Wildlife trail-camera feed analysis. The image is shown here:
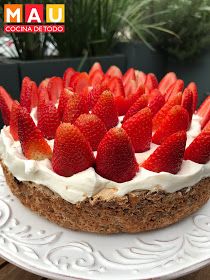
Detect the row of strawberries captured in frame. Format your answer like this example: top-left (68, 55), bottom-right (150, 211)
top-left (0, 63), bottom-right (210, 183)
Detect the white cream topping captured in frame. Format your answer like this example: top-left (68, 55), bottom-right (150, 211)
top-left (0, 114), bottom-right (209, 204)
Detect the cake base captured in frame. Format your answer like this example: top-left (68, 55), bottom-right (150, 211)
top-left (1, 160), bottom-right (210, 234)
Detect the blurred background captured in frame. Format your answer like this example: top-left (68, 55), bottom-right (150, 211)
top-left (0, 0), bottom-right (210, 126)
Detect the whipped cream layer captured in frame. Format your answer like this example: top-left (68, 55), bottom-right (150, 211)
top-left (0, 114), bottom-right (210, 204)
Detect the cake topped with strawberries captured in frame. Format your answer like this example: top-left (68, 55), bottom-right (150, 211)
top-left (0, 62), bottom-right (209, 233)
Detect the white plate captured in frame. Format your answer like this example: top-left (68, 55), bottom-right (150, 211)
top-left (0, 167), bottom-right (210, 280)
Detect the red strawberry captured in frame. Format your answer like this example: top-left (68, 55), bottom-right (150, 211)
top-left (57, 88), bottom-right (74, 119)
top-left (152, 92), bottom-right (182, 131)
top-left (125, 83), bottom-right (145, 110)
top-left (37, 101), bottom-right (60, 140)
top-left (181, 88), bottom-right (193, 124)
top-left (122, 107), bottom-right (152, 152)
top-left (63, 67), bottom-right (76, 88)
top-left (75, 113), bottom-right (107, 150)
top-left (123, 94), bottom-right (148, 122)
top-left (144, 73), bottom-right (158, 94)
top-left (108, 77), bottom-right (125, 97)
top-left (197, 96), bottom-right (210, 129)
top-left (38, 78), bottom-right (49, 96)
top-left (0, 86), bottom-right (13, 125)
top-left (47, 77), bottom-right (63, 104)
top-left (96, 127), bottom-right (138, 182)
top-left (89, 62), bottom-right (103, 77)
top-left (92, 90), bottom-right (118, 129)
top-left (74, 72), bottom-right (89, 94)
top-left (106, 65), bottom-right (122, 79)
top-left (135, 70), bottom-right (146, 86)
top-left (63, 93), bottom-right (87, 123)
top-left (158, 72), bottom-right (177, 94)
top-left (20, 77), bottom-right (38, 112)
top-left (39, 86), bottom-right (50, 104)
top-left (203, 119), bottom-right (210, 132)
top-left (148, 89), bottom-right (165, 117)
top-left (164, 79), bottom-right (184, 101)
top-left (184, 131), bottom-right (210, 164)
top-left (52, 123), bottom-right (94, 177)
top-left (123, 68), bottom-right (136, 86)
top-left (69, 72), bottom-right (80, 89)
top-left (124, 79), bottom-right (137, 97)
top-left (88, 85), bottom-right (106, 110)
top-left (10, 101), bottom-right (21, 141)
top-left (187, 82), bottom-right (198, 112)
top-left (89, 69), bottom-right (104, 87)
top-left (18, 107), bottom-right (52, 160)
top-left (152, 105), bottom-right (189, 144)
top-left (142, 131), bottom-right (187, 174)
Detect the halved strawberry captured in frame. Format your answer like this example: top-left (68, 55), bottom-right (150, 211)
top-left (164, 79), bottom-right (184, 101)
top-left (47, 77), bottom-right (64, 104)
top-left (89, 69), bottom-right (104, 87)
top-left (184, 131), bottom-right (210, 164)
top-left (152, 105), bottom-right (189, 144)
top-left (69, 72), bottom-right (80, 89)
top-left (38, 78), bottom-right (49, 96)
top-left (38, 86), bottom-right (50, 104)
top-left (125, 83), bottom-right (145, 110)
top-left (20, 77), bottom-right (38, 112)
top-left (92, 90), bottom-right (118, 129)
top-left (96, 127), bottom-right (138, 182)
top-left (142, 131), bottom-right (187, 174)
top-left (144, 73), bottom-right (158, 94)
top-left (0, 86), bottom-right (13, 125)
top-left (124, 79), bottom-right (137, 97)
top-left (148, 89), bottom-right (165, 117)
top-left (108, 77), bottom-right (126, 116)
top-left (75, 113), bottom-right (107, 151)
top-left (187, 82), bottom-right (198, 112)
top-left (88, 85), bottom-right (106, 110)
top-left (123, 68), bottom-right (136, 86)
top-left (63, 93), bottom-right (87, 123)
top-left (197, 96), bottom-right (210, 129)
top-left (63, 67), bottom-right (76, 88)
top-left (106, 65), bottom-right (122, 79)
top-left (152, 92), bottom-right (182, 131)
top-left (122, 107), bottom-right (152, 152)
top-left (37, 101), bottom-right (60, 140)
top-left (57, 88), bottom-right (74, 119)
top-left (18, 107), bottom-right (52, 160)
top-left (123, 94), bottom-right (148, 122)
top-left (158, 72), bottom-right (177, 95)
top-left (135, 70), bottom-right (146, 86)
top-left (181, 88), bottom-right (193, 125)
top-left (52, 123), bottom-right (94, 177)
top-left (74, 72), bottom-right (90, 95)
top-left (89, 62), bottom-right (103, 77)
top-left (10, 101), bottom-right (21, 141)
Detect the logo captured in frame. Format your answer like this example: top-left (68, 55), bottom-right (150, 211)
top-left (4, 4), bottom-right (65, 33)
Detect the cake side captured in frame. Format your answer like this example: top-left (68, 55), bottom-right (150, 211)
top-left (2, 160), bottom-right (210, 234)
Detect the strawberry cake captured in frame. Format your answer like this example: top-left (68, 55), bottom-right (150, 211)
top-left (0, 63), bottom-right (210, 233)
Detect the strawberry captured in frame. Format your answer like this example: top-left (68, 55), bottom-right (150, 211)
top-left (37, 101), bottom-right (60, 140)
top-left (142, 131), bottom-right (187, 174)
top-left (69, 72), bottom-right (80, 89)
top-left (75, 113), bottom-right (107, 150)
top-left (10, 101), bottom-right (21, 141)
top-left (164, 79), bottom-right (184, 101)
top-left (92, 90), bottom-right (118, 129)
top-left (197, 96), bottom-right (210, 129)
top-left (20, 77), bottom-right (38, 112)
top-left (181, 88), bottom-right (193, 124)
top-left (88, 85), bottom-right (106, 110)
top-left (38, 86), bottom-right (50, 104)
top-left (158, 72), bottom-right (177, 95)
top-left (122, 107), bottom-right (152, 152)
top-left (38, 78), bottom-right (49, 96)
top-left (74, 72), bottom-right (89, 95)
top-left (187, 82), bottom-right (198, 112)
top-left (18, 107), bottom-right (52, 160)
top-left (89, 69), bottom-right (104, 87)
top-left (63, 93), bottom-right (87, 123)
top-left (123, 68), bottom-right (136, 86)
top-left (124, 79), bottom-right (137, 97)
top-left (108, 77), bottom-right (125, 97)
top-left (125, 83), bottom-right (145, 110)
top-left (89, 62), bottom-right (103, 77)
top-left (47, 77), bottom-right (63, 104)
top-left (144, 73), bottom-right (158, 94)
top-left (63, 67), bottom-right (76, 88)
top-left (52, 123), bottom-right (94, 177)
top-left (0, 86), bottom-right (13, 125)
top-left (96, 127), bottom-right (138, 182)
top-left (135, 70), bottom-right (146, 86)
top-left (148, 89), bottom-right (165, 117)
top-left (106, 65), bottom-right (122, 79)
top-left (152, 92), bottom-right (182, 131)
top-left (184, 131), bottom-right (210, 164)
top-left (57, 88), bottom-right (74, 119)
top-left (203, 119), bottom-right (210, 132)
top-left (123, 94), bottom-right (148, 122)
top-left (152, 105), bottom-right (189, 144)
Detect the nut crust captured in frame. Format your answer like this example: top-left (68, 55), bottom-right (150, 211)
top-left (1, 160), bottom-right (210, 234)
